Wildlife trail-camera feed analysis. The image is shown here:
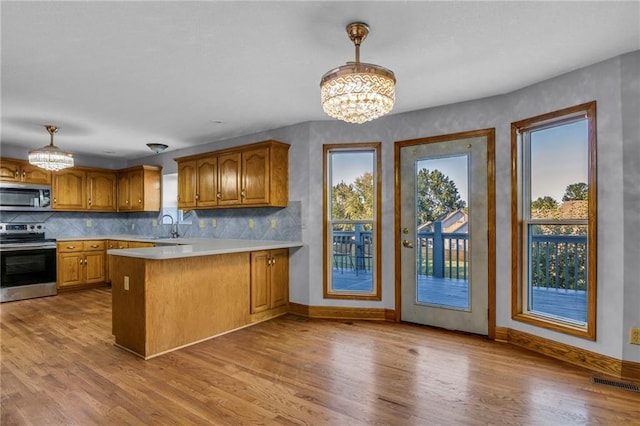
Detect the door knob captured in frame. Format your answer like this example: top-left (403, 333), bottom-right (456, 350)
top-left (402, 239), bottom-right (414, 248)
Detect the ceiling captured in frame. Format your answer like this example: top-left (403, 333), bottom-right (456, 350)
top-left (2, 1), bottom-right (639, 161)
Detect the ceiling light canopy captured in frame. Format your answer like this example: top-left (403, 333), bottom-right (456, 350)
top-left (28, 125), bottom-right (74, 171)
top-left (146, 143), bottom-right (168, 154)
top-left (320, 22), bottom-right (396, 124)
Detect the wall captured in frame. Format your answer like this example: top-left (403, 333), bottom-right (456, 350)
top-left (621, 51), bottom-right (640, 363)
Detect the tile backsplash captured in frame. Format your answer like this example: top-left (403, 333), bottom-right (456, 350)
top-left (0, 201), bottom-right (301, 241)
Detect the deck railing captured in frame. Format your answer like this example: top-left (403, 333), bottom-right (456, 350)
top-left (333, 222), bottom-right (588, 290)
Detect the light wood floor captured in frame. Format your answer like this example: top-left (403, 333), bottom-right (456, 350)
top-left (1, 288), bottom-right (638, 425)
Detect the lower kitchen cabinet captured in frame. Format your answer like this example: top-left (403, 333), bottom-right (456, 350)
top-left (57, 240), bottom-right (106, 290)
top-left (250, 248), bottom-right (289, 314)
top-left (106, 240), bottom-right (155, 282)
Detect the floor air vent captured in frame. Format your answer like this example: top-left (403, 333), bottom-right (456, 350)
top-left (591, 377), bottom-right (640, 392)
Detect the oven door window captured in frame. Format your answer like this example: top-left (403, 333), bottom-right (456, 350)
top-left (1, 249), bottom-right (56, 287)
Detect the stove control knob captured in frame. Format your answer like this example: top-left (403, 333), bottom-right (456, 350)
top-left (36, 225), bottom-right (43, 229)
top-left (29, 225), bottom-right (35, 230)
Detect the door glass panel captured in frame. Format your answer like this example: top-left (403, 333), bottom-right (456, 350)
top-left (415, 155), bottom-right (470, 310)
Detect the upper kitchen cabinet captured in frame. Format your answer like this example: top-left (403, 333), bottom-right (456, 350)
top-left (177, 156), bottom-right (220, 209)
top-left (52, 167), bottom-right (117, 211)
top-left (117, 165), bottom-right (161, 212)
top-left (0, 158), bottom-right (51, 185)
top-left (175, 140), bottom-right (289, 209)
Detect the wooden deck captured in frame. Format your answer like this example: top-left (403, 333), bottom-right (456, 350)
top-left (332, 269), bottom-right (587, 322)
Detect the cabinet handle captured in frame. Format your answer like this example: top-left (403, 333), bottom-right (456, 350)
top-left (267, 258), bottom-right (272, 266)
top-left (216, 193), bottom-right (221, 199)
top-left (53, 198), bottom-right (57, 204)
top-left (88, 198), bottom-right (92, 206)
top-left (271, 257), bottom-right (276, 265)
top-left (90, 244), bottom-right (99, 248)
top-left (67, 245), bottom-right (75, 249)
top-left (241, 190), bottom-right (246, 198)
top-left (14, 171), bottom-right (19, 178)
top-left (195, 194), bottom-right (199, 200)
top-left (138, 199), bottom-right (142, 204)
top-left (22, 171), bottom-right (26, 179)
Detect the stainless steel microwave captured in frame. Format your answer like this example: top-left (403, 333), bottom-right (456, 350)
top-left (0, 183), bottom-right (52, 211)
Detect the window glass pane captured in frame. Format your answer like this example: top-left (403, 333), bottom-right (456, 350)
top-left (528, 224), bottom-right (588, 324)
top-left (415, 155), bottom-right (469, 310)
top-left (530, 120), bottom-right (588, 219)
top-left (330, 152), bottom-right (374, 220)
top-left (331, 223), bottom-right (374, 293)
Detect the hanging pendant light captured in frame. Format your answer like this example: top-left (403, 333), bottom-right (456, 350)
top-left (320, 22), bottom-right (396, 124)
top-left (28, 125), bottom-right (74, 171)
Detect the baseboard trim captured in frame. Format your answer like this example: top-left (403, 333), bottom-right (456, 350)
top-left (289, 303), bottom-right (392, 321)
top-left (622, 360), bottom-right (640, 381)
top-left (503, 328), bottom-right (640, 381)
top-left (494, 326), bottom-right (509, 342)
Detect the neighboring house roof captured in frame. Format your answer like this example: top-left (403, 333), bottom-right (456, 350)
top-left (417, 209), bottom-right (468, 233)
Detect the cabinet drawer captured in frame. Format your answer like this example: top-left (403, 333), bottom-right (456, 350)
top-left (83, 241), bottom-right (106, 251)
top-left (57, 242), bottom-right (83, 253)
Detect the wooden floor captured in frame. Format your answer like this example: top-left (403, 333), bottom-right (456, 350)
top-left (1, 288), bottom-right (638, 425)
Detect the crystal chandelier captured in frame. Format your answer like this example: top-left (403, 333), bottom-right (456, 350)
top-left (28, 125), bottom-right (74, 171)
top-left (320, 22), bottom-right (396, 124)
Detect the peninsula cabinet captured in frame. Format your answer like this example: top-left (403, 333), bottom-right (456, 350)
top-left (52, 167), bottom-right (117, 211)
top-left (175, 140), bottom-right (289, 209)
top-left (57, 240), bottom-right (106, 290)
top-left (106, 240), bottom-right (155, 282)
top-left (0, 158), bottom-right (51, 185)
top-left (250, 248), bottom-right (289, 314)
top-left (117, 165), bottom-right (161, 212)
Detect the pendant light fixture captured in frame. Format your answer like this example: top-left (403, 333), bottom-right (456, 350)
top-left (320, 22), bottom-right (396, 124)
top-left (28, 125), bottom-right (74, 171)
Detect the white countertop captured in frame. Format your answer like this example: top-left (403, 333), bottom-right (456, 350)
top-left (105, 238), bottom-right (303, 260)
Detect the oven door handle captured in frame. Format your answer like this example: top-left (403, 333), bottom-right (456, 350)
top-left (0, 245), bottom-right (57, 252)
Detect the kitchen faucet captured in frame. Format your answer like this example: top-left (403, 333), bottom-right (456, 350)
top-left (161, 214), bottom-right (179, 239)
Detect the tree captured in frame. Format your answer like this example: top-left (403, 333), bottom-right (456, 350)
top-left (331, 172), bottom-right (374, 220)
top-left (416, 169), bottom-right (465, 225)
top-left (531, 196), bottom-right (559, 219)
top-left (562, 182), bottom-right (588, 201)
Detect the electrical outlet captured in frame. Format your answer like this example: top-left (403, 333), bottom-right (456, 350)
top-left (271, 219), bottom-right (277, 229)
top-left (86, 219), bottom-right (92, 227)
top-left (212, 219), bottom-right (217, 227)
top-left (152, 219), bottom-right (157, 227)
top-left (248, 219), bottom-right (255, 229)
top-left (124, 276), bottom-right (129, 291)
top-left (630, 328), bottom-right (640, 345)
top-left (199, 220), bottom-right (205, 228)
top-left (131, 223), bottom-right (135, 230)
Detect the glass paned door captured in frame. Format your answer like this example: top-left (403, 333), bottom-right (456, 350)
top-left (400, 134), bottom-right (491, 334)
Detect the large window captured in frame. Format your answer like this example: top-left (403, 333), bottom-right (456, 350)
top-left (511, 102), bottom-right (597, 339)
top-left (323, 143), bottom-right (381, 300)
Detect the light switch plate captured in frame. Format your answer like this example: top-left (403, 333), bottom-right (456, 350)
top-left (248, 219), bottom-right (255, 229)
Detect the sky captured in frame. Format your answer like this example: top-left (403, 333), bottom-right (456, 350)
top-left (530, 120), bottom-right (588, 202)
top-left (330, 118), bottom-right (587, 205)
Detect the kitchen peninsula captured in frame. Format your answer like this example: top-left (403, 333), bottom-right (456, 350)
top-left (108, 239), bottom-right (302, 359)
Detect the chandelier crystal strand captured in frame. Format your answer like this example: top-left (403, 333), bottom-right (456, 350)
top-left (320, 22), bottom-right (395, 124)
top-left (28, 125), bottom-right (74, 171)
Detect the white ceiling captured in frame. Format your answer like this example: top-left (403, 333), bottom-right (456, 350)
top-left (2, 1), bottom-right (639, 160)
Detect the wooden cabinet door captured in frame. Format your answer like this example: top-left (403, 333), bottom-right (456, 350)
top-left (128, 169), bottom-right (144, 211)
top-left (128, 242), bottom-right (154, 248)
top-left (217, 152), bottom-right (242, 206)
top-left (0, 159), bottom-right (22, 182)
top-left (242, 147), bottom-right (270, 205)
top-left (269, 249), bottom-right (289, 309)
top-left (87, 171), bottom-right (117, 211)
top-left (250, 251), bottom-right (270, 314)
top-left (196, 156), bottom-right (218, 207)
top-left (84, 251), bottom-right (106, 284)
top-left (52, 169), bottom-right (86, 210)
top-left (58, 252), bottom-right (84, 288)
top-left (117, 172), bottom-right (131, 210)
top-left (21, 163), bottom-right (51, 185)
top-left (177, 160), bottom-right (197, 209)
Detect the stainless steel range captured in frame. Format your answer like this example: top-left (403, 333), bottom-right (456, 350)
top-left (0, 223), bottom-right (57, 302)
